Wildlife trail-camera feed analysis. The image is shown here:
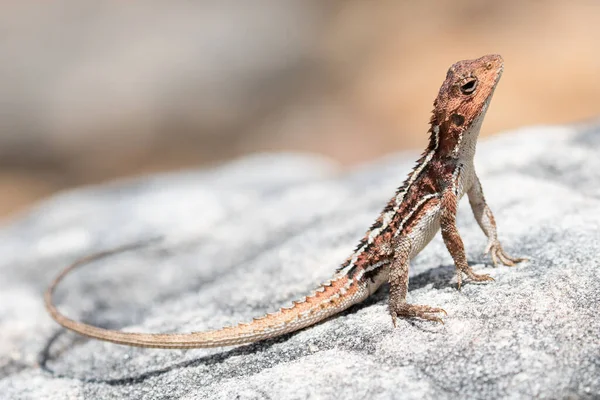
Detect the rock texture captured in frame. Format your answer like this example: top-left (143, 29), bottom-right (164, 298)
top-left (1, 125), bottom-right (599, 399)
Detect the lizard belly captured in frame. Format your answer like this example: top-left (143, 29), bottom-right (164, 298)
top-left (456, 162), bottom-right (475, 200)
top-left (408, 205), bottom-right (442, 260)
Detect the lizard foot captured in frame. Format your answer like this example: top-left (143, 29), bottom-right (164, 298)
top-left (390, 303), bottom-right (447, 327)
top-left (456, 267), bottom-right (494, 290)
top-left (485, 240), bottom-right (527, 267)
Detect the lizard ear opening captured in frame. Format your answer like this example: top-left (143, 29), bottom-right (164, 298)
top-left (460, 78), bottom-right (478, 95)
top-left (451, 113), bottom-right (465, 126)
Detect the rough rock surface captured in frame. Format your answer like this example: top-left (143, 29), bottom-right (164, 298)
top-left (1, 125), bottom-right (599, 399)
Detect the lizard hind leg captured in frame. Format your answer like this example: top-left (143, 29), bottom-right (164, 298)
top-left (388, 238), bottom-right (447, 326)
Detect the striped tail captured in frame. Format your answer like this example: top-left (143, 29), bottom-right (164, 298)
top-left (45, 241), bottom-right (371, 349)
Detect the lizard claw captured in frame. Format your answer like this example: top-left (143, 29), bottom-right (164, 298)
top-left (468, 271), bottom-right (494, 283)
top-left (389, 303), bottom-right (447, 326)
top-left (485, 240), bottom-right (527, 267)
top-left (456, 267), bottom-right (494, 288)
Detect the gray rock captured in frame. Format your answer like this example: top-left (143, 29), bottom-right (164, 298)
top-left (1, 125), bottom-right (599, 399)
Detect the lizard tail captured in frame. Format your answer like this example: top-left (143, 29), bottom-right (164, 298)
top-left (45, 240), bottom-right (371, 348)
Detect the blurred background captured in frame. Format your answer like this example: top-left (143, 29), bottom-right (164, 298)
top-left (1, 0), bottom-right (599, 219)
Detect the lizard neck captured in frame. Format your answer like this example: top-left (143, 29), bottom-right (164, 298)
top-left (454, 98), bottom-right (490, 162)
top-left (429, 95), bottom-right (491, 164)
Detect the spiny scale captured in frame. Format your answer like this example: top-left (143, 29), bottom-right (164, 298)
top-left (45, 54), bottom-right (526, 349)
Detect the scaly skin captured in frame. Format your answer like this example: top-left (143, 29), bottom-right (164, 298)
top-left (45, 54), bottom-right (526, 349)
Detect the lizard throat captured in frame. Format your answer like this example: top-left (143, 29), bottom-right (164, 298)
top-left (452, 97), bottom-right (492, 160)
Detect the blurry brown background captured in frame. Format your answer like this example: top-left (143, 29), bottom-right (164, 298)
top-left (1, 0), bottom-right (599, 220)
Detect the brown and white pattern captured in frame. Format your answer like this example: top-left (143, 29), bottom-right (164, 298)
top-left (45, 54), bottom-right (526, 348)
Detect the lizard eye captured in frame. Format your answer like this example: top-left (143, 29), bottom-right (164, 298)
top-left (460, 78), bottom-right (477, 95)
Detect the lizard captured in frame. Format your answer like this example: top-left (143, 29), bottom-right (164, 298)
top-left (45, 54), bottom-right (526, 349)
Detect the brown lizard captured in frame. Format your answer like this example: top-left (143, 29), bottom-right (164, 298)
top-left (45, 54), bottom-right (525, 349)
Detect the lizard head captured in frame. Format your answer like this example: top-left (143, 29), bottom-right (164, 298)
top-left (430, 54), bottom-right (504, 158)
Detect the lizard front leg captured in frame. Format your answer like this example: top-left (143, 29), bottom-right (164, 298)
top-left (440, 188), bottom-right (494, 289)
top-left (468, 175), bottom-right (526, 266)
top-left (388, 238), bottom-right (446, 325)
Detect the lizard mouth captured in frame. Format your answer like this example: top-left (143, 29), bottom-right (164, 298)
top-left (496, 61), bottom-right (505, 80)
